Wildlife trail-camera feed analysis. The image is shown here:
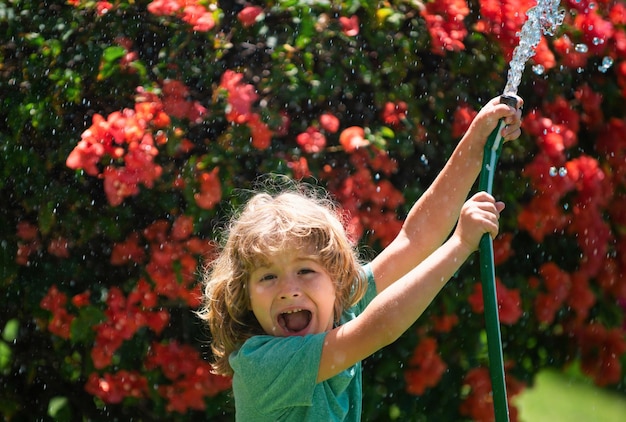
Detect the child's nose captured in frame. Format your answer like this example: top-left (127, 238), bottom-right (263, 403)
top-left (279, 277), bottom-right (301, 299)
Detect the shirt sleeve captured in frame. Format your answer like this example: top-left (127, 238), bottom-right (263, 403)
top-left (230, 333), bottom-right (327, 414)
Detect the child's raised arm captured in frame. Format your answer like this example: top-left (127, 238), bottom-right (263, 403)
top-left (370, 96), bottom-right (522, 293)
top-left (317, 192), bottom-right (504, 382)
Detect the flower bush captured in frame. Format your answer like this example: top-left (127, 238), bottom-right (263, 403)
top-left (1, 0), bottom-right (625, 420)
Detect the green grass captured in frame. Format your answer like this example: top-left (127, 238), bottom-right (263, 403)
top-left (514, 368), bottom-right (626, 422)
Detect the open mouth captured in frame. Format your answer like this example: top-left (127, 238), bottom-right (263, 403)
top-left (277, 309), bottom-right (312, 334)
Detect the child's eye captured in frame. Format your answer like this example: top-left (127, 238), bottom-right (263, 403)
top-left (259, 274), bottom-right (276, 282)
top-left (298, 268), bottom-right (315, 275)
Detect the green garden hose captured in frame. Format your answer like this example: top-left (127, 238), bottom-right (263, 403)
top-left (478, 94), bottom-right (518, 422)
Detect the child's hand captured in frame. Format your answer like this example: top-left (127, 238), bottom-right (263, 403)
top-left (453, 192), bottom-right (504, 252)
top-left (470, 95), bottom-right (524, 143)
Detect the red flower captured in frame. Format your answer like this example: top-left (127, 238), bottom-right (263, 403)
top-left (459, 366), bottom-right (524, 422)
top-left (493, 233), bottom-right (514, 266)
top-left (576, 323), bottom-right (626, 387)
top-left (238, 6), bottom-right (263, 27)
top-left (162, 79), bottom-right (207, 123)
top-left (247, 112), bottom-right (273, 150)
top-left (147, 0), bottom-right (181, 16)
top-left (194, 167), bottom-right (222, 210)
top-left (421, 0), bottom-right (470, 55)
top-left (452, 103), bottom-right (477, 138)
top-left (40, 285), bottom-right (75, 339)
top-left (219, 70), bottom-right (258, 124)
top-left (533, 37), bottom-right (557, 71)
top-left (72, 291), bottom-right (91, 308)
top-left (554, 35), bottom-right (589, 69)
top-left (110, 232), bottom-right (145, 265)
top-left (567, 271), bottom-right (596, 322)
top-left (17, 221), bottom-right (38, 241)
top-left (339, 15), bottom-right (359, 36)
top-left (381, 101), bottom-right (408, 128)
top-left (534, 262), bottom-right (571, 324)
top-left (95, 1), bottom-right (113, 16)
top-left (85, 370), bottom-right (148, 404)
top-left (404, 337), bottom-right (447, 395)
top-left (475, 0), bottom-right (535, 59)
top-left (287, 156), bottom-right (311, 179)
top-left (320, 113), bottom-right (340, 133)
top-left (182, 5), bottom-right (215, 32)
top-left (468, 278), bottom-right (523, 325)
top-left (339, 126), bottom-right (369, 152)
top-left (146, 341), bottom-right (232, 412)
top-left (432, 313), bottom-right (459, 333)
top-left (47, 237), bottom-right (70, 258)
top-left (574, 84), bottom-right (604, 129)
top-left (171, 215), bottom-right (194, 240)
top-left (296, 127), bottom-right (326, 153)
top-left (91, 283), bottom-right (170, 369)
top-left (574, 9), bottom-right (614, 56)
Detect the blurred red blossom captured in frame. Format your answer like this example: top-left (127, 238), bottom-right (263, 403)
top-left (15, 221), bottom-right (41, 266)
top-left (459, 365), bottom-right (524, 422)
top-left (85, 370), bottom-right (148, 404)
top-left (452, 103), bottom-right (478, 138)
top-left (297, 127), bottom-right (327, 153)
top-left (40, 285), bottom-right (75, 339)
top-left (554, 34), bottom-right (590, 68)
top-left (404, 337), bottom-right (447, 395)
top-left (339, 15), bottom-right (359, 36)
top-left (381, 101), bottom-right (408, 128)
top-left (238, 6), bottom-right (263, 27)
top-left (47, 237), bottom-right (70, 258)
top-left (339, 126), bottom-right (369, 152)
top-left (576, 323), bottom-right (626, 386)
top-left (162, 79), bottom-right (208, 123)
top-left (91, 280), bottom-right (169, 369)
top-left (147, 0), bottom-right (215, 32)
top-left (146, 341), bottom-right (232, 412)
top-left (432, 313), bottom-right (459, 333)
top-left (111, 232), bottom-right (146, 265)
top-left (247, 112), bottom-right (273, 150)
top-left (493, 233), bottom-right (514, 266)
top-left (195, 167), bottom-right (223, 210)
top-left (468, 278), bottom-right (523, 325)
top-left (476, 0), bottom-right (535, 59)
top-left (533, 262), bottom-right (570, 324)
top-left (421, 0), bottom-right (470, 55)
top-left (220, 70), bottom-right (258, 124)
top-left (287, 156), bottom-right (312, 179)
top-left (320, 113), bottom-right (340, 133)
top-left (575, 9), bottom-right (614, 55)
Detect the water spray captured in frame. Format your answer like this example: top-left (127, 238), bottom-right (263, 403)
top-left (478, 2), bottom-right (564, 421)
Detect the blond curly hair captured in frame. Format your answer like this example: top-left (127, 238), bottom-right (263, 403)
top-left (197, 183), bottom-right (367, 376)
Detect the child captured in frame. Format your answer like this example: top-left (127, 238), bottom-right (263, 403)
top-left (197, 95), bottom-right (523, 420)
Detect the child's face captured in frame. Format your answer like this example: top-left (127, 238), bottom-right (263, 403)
top-left (248, 248), bottom-right (337, 337)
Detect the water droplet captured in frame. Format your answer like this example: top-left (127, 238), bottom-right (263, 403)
top-left (532, 64), bottom-right (545, 75)
top-left (592, 37), bottom-right (604, 46)
top-left (598, 55), bottom-right (614, 73)
top-left (574, 43), bottom-right (588, 53)
top-left (558, 167), bottom-right (567, 177)
top-left (549, 166), bottom-right (558, 177)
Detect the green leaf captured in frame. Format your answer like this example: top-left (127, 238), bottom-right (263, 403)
top-left (48, 396), bottom-right (71, 422)
top-left (0, 341), bottom-right (12, 373)
top-left (2, 319), bottom-right (18, 342)
top-left (102, 45), bottom-right (126, 63)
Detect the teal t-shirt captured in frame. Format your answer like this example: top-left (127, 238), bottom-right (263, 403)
top-left (229, 264), bottom-right (377, 421)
